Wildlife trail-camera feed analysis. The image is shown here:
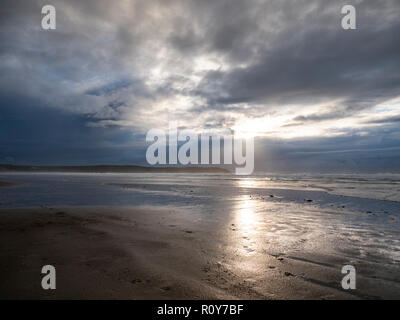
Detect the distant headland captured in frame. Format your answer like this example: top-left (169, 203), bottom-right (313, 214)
top-left (0, 164), bottom-right (230, 174)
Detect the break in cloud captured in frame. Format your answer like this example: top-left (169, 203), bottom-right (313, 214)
top-left (0, 0), bottom-right (400, 172)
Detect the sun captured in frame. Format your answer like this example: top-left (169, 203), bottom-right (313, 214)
top-left (231, 116), bottom-right (283, 139)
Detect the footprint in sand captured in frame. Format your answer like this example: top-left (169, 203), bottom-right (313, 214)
top-left (131, 279), bottom-right (142, 284)
top-left (161, 286), bottom-right (172, 291)
top-left (243, 245), bottom-right (255, 253)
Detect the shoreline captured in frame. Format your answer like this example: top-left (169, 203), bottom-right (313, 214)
top-left (0, 180), bottom-right (17, 187)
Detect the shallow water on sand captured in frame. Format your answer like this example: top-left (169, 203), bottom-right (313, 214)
top-left (1, 172), bottom-right (399, 254)
top-left (1, 172), bottom-right (399, 206)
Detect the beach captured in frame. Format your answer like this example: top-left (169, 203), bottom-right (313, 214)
top-left (0, 173), bottom-right (399, 299)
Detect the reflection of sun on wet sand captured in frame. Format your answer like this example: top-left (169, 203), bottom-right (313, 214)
top-left (0, 200), bottom-right (399, 299)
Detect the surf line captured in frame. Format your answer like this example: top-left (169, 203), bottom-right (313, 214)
top-left (157, 304), bottom-right (191, 318)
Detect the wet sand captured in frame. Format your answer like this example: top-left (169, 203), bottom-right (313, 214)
top-left (0, 205), bottom-right (399, 299)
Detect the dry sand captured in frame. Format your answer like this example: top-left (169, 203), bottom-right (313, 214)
top-left (0, 206), bottom-right (398, 300)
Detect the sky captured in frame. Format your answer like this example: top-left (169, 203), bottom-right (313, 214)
top-left (1, 0), bottom-right (400, 173)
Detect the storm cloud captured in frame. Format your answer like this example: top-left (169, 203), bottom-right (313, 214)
top-left (1, 0), bottom-right (399, 172)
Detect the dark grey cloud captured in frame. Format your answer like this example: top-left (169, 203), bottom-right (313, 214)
top-left (195, 1), bottom-right (400, 114)
top-left (288, 108), bottom-right (349, 126)
top-left (253, 125), bottom-right (400, 173)
top-left (364, 115), bottom-right (400, 124)
top-left (0, 0), bottom-right (400, 172)
top-left (0, 94), bottom-right (147, 165)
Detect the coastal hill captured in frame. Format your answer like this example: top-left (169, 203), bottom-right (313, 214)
top-left (0, 164), bottom-right (230, 174)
